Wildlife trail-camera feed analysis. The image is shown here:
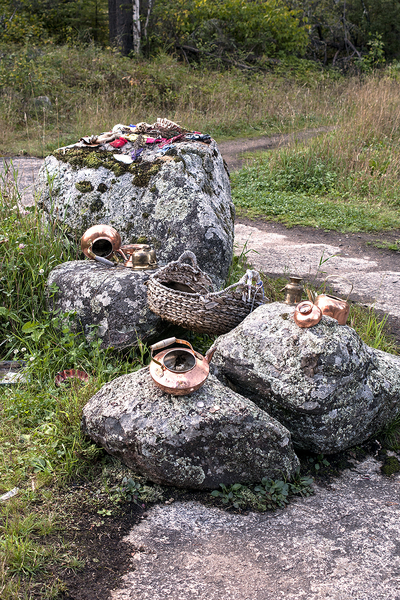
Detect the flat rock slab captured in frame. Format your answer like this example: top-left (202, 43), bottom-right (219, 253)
top-left (0, 156), bottom-right (44, 205)
top-left (47, 260), bottom-right (164, 348)
top-left (111, 457), bottom-right (400, 600)
top-left (235, 222), bottom-right (400, 321)
top-left (82, 370), bottom-right (299, 489)
top-left (211, 302), bottom-right (400, 453)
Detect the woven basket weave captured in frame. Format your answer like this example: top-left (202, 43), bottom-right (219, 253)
top-left (147, 251), bottom-right (265, 335)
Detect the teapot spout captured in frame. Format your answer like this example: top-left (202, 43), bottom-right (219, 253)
top-left (205, 347), bottom-right (216, 365)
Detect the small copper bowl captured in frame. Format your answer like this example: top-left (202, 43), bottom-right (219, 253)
top-left (55, 369), bottom-right (90, 387)
top-left (293, 301), bottom-right (322, 328)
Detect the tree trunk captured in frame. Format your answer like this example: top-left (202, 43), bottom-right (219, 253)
top-left (132, 0), bottom-right (141, 54)
top-left (108, 0), bottom-right (133, 55)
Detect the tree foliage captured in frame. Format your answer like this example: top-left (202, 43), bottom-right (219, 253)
top-left (1, 0), bottom-right (400, 67)
top-left (0, 0), bottom-right (109, 45)
top-left (147, 0), bottom-right (309, 60)
top-left (288, 0), bottom-right (400, 66)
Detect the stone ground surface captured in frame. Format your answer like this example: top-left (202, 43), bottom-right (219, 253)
top-left (111, 457), bottom-right (400, 600)
top-left (2, 136), bottom-right (400, 599)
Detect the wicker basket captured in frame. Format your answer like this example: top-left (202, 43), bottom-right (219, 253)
top-left (146, 251), bottom-right (265, 335)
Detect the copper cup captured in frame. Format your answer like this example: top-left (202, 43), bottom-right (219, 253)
top-left (293, 301), bottom-right (322, 328)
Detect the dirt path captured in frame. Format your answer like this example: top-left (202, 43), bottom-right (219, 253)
top-left (218, 126), bottom-right (334, 172)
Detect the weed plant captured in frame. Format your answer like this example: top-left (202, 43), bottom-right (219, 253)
top-left (232, 75), bottom-right (400, 231)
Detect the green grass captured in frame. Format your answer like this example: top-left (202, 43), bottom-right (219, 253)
top-left (369, 239), bottom-right (400, 252)
top-left (232, 129), bottom-right (400, 233)
top-left (232, 174), bottom-right (400, 231)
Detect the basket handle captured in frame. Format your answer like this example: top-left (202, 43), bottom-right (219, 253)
top-left (176, 251), bottom-right (198, 268)
top-left (321, 275), bottom-right (353, 301)
top-left (202, 269), bottom-right (262, 300)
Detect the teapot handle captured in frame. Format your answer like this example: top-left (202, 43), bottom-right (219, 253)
top-left (150, 338), bottom-right (199, 367)
top-left (321, 275), bottom-right (353, 301)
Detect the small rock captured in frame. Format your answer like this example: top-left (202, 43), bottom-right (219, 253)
top-left (47, 260), bottom-right (166, 348)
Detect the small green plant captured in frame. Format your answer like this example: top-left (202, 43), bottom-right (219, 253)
top-left (114, 477), bottom-right (164, 505)
top-left (379, 413), bottom-right (400, 451)
top-left (307, 454), bottom-right (330, 472)
top-left (211, 483), bottom-right (246, 508)
top-left (117, 477), bottom-right (146, 504)
top-left (254, 478), bottom-right (290, 508)
top-left (211, 472), bottom-right (314, 512)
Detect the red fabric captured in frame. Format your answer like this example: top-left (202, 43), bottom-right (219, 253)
top-left (146, 137), bottom-right (167, 144)
top-left (110, 137), bottom-right (128, 148)
top-left (158, 134), bottom-right (185, 148)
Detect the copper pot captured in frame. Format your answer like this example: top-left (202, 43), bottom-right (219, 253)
top-left (314, 276), bottom-right (353, 325)
top-left (283, 276), bottom-right (303, 305)
top-left (120, 244), bottom-right (157, 269)
top-left (80, 225), bottom-right (122, 266)
top-left (293, 301), bottom-right (322, 328)
top-left (149, 337), bottom-right (215, 395)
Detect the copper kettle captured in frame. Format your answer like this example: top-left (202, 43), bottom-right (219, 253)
top-left (80, 224), bottom-right (122, 266)
top-left (119, 244), bottom-right (157, 269)
top-left (313, 276), bottom-right (353, 325)
top-left (149, 337), bottom-right (215, 396)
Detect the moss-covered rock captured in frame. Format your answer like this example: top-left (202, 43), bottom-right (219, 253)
top-left (211, 302), bottom-right (400, 453)
top-left (381, 455), bottom-right (400, 476)
top-left (81, 370), bottom-right (299, 489)
top-left (36, 140), bottom-right (234, 289)
top-left (75, 180), bottom-right (94, 193)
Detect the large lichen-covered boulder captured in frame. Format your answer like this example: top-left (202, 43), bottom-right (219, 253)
top-left (36, 140), bottom-right (234, 288)
top-left (81, 370), bottom-right (300, 489)
top-left (47, 260), bottom-right (166, 349)
top-left (210, 302), bottom-right (400, 453)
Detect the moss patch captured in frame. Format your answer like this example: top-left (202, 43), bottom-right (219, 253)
top-left (381, 455), bottom-right (400, 476)
top-left (131, 162), bottom-right (162, 188)
top-left (75, 180), bottom-right (94, 193)
top-left (53, 148), bottom-right (163, 182)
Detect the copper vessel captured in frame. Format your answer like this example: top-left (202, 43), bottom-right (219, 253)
top-left (293, 301), bottom-right (322, 328)
top-left (283, 277), bottom-right (303, 305)
top-left (119, 244), bottom-right (157, 269)
top-left (80, 225), bottom-right (122, 266)
top-left (149, 337), bottom-right (215, 395)
top-left (313, 276), bottom-right (353, 325)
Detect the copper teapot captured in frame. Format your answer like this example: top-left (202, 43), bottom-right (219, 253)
top-left (313, 276), bottom-right (353, 325)
top-left (119, 244), bottom-right (157, 269)
top-left (80, 225), bottom-right (157, 269)
top-left (149, 337), bottom-right (215, 396)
